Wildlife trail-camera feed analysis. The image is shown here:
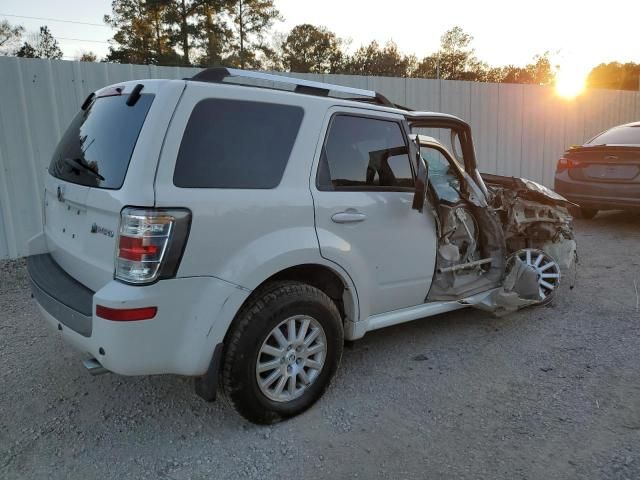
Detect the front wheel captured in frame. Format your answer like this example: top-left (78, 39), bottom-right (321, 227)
top-left (221, 281), bottom-right (343, 424)
top-left (506, 248), bottom-right (561, 305)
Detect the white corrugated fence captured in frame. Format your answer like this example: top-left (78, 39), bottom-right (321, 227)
top-left (0, 57), bottom-right (639, 259)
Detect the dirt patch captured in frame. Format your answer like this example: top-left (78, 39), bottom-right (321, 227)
top-left (1, 212), bottom-right (639, 479)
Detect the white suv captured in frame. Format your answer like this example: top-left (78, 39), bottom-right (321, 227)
top-left (27, 69), bottom-right (576, 424)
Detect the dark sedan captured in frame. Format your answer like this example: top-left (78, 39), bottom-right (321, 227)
top-left (554, 121), bottom-right (640, 218)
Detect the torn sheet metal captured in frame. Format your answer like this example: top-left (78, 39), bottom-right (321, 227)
top-left (416, 136), bottom-right (578, 316)
top-left (481, 174), bottom-right (577, 207)
top-left (538, 238), bottom-right (577, 271)
top-left (486, 178), bottom-right (577, 275)
top-left (472, 256), bottom-right (540, 316)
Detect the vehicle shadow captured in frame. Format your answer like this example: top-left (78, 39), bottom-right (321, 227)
top-left (575, 209), bottom-right (640, 231)
top-left (75, 303), bottom-right (504, 429)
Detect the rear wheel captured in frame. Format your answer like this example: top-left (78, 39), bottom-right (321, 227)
top-left (570, 207), bottom-right (598, 219)
top-left (222, 281), bottom-right (343, 424)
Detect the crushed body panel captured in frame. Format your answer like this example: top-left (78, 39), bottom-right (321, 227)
top-left (415, 133), bottom-right (577, 312)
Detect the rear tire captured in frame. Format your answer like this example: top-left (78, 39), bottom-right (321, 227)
top-left (579, 208), bottom-right (598, 219)
top-left (570, 207), bottom-right (598, 219)
top-left (221, 281), bottom-right (343, 424)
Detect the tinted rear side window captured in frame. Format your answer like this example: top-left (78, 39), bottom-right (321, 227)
top-left (49, 94), bottom-right (154, 189)
top-left (174, 99), bottom-right (304, 188)
top-left (318, 115), bottom-right (414, 190)
top-left (588, 125), bottom-right (640, 145)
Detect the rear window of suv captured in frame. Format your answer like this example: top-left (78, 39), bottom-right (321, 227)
top-left (173, 99), bottom-right (304, 189)
top-left (49, 93), bottom-right (154, 189)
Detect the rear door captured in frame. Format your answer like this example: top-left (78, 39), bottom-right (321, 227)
top-left (311, 108), bottom-right (438, 319)
top-left (44, 80), bottom-right (184, 291)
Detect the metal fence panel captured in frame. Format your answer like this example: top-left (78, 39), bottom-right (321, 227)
top-left (0, 57), bottom-right (639, 259)
top-left (0, 57), bottom-right (47, 259)
top-left (0, 197), bottom-right (7, 259)
top-left (405, 78), bottom-right (441, 112)
top-left (441, 80), bottom-right (472, 122)
top-left (366, 76), bottom-right (406, 106)
top-left (470, 82), bottom-right (499, 174)
top-left (496, 83), bottom-right (524, 178)
top-left (520, 86), bottom-right (547, 183)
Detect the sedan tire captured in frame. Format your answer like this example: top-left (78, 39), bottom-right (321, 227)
top-left (570, 207), bottom-right (598, 219)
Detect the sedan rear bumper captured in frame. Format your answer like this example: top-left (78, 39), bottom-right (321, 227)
top-left (556, 191), bottom-right (640, 211)
top-left (555, 175), bottom-right (640, 211)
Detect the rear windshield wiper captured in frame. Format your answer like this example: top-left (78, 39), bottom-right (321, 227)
top-left (64, 157), bottom-right (105, 181)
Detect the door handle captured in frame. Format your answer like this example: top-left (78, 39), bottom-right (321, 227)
top-left (331, 209), bottom-right (367, 224)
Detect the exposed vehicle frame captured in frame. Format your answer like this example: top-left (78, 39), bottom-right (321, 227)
top-left (405, 115), bottom-right (576, 315)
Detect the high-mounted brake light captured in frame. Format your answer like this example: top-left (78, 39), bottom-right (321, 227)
top-left (115, 208), bottom-right (191, 285)
top-left (97, 85), bottom-right (124, 98)
top-left (556, 156), bottom-right (581, 173)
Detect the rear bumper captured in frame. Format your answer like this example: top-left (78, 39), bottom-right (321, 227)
top-left (28, 254), bottom-right (250, 376)
top-left (28, 254), bottom-right (94, 337)
top-left (554, 175), bottom-right (640, 211)
top-left (559, 193), bottom-right (640, 211)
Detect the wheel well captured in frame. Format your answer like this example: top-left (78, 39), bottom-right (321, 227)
top-left (261, 264), bottom-right (353, 321)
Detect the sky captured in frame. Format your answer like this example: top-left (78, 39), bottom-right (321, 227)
top-left (1, 0), bottom-right (638, 78)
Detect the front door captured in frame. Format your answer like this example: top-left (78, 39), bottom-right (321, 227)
top-left (311, 108), bottom-right (438, 319)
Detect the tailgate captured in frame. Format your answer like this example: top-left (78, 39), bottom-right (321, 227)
top-left (43, 80), bottom-right (185, 291)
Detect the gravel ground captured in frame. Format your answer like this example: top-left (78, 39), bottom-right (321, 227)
top-left (1, 211), bottom-right (639, 480)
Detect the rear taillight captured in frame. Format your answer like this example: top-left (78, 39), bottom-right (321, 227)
top-left (115, 208), bottom-right (191, 285)
top-left (556, 156), bottom-right (581, 173)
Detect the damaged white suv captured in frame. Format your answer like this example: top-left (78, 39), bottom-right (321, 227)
top-left (27, 69), bottom-right (576, 424)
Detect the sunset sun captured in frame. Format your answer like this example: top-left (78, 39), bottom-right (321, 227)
top-left (555, 66), bottom-right (587, 99)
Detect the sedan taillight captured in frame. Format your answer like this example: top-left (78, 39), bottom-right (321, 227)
top-left (115, 208), bottom-right (191, 285)
top-left (556, 156), bottom-right (581, 173)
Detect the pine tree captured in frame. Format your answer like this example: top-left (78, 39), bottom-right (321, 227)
top-left (105, 0), bottom-right (178, 64)
top-left (16, 26), bottom-right (62, 59)
top-left (0, 20), bottom-right (24, 55)
top-left (227, 0), bottom-right (280, 69)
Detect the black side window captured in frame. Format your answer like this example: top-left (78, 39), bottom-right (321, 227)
top-left (174, 99), bottom-right (304, 189)
top-left (318, 115), bottom-right (414, 190)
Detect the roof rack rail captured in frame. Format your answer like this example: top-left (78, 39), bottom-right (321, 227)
top-left (190, 68), bottom-right (397, 108)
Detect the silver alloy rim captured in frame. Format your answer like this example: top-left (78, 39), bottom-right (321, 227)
top-left (256, 315), bottom-right (327, 403)
top-left (510, 248), bottom-right (561, 302)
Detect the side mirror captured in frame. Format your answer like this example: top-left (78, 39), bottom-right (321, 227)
top-left (411, 139), bottom-right (428, 212)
